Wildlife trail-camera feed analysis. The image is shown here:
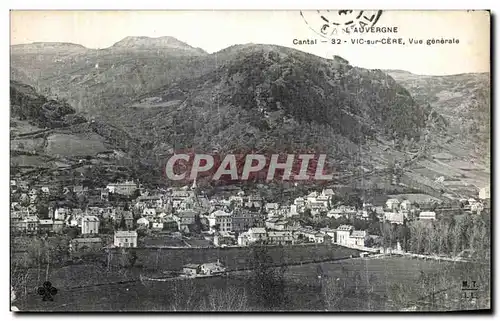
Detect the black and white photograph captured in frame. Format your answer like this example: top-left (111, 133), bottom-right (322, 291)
top-left (9, 9), bottom-right (491, 312)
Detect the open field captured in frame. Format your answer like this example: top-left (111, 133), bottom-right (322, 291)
top-left (108, 243), bottom-right (362, 272)
top-left (13, 256), bottom-right (488, 311)
top-left (45, 133), bottom-right (108, 157)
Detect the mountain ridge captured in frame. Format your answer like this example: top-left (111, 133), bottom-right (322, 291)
top-left (11, 39), bottom-right (443, 177)
top-left (12, 36), bottom-right (208, 55)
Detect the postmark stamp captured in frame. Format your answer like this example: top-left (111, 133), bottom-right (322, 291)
top-left (300, 10), bottom-right (384, 38)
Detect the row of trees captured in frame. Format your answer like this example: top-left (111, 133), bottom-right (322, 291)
top-left (405, 213), bottom-right (490, 258)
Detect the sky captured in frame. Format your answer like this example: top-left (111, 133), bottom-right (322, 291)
top-left (10, 10), bottom-right (490, 75)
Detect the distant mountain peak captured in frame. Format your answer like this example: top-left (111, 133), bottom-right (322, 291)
top-left (384, 69), bottom-right (415, 75)
top-left (111, 36), bottom-right (207, 54)
top-left (11, 42), bottom-right (87, 52)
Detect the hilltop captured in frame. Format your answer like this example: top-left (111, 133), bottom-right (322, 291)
top-left (386, 70), bottom-right (490, 164)
top-left (14, 37), bottom-right (486, 193)
top-left (10, 81), bottom-right (158, 187)
top-left (110, 36), bottom-right (207, 55)
top-left (121, 44), bottom-right (428, 157)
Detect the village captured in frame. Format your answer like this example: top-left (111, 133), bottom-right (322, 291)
top-left (10, 174), bottom-right (491, 276)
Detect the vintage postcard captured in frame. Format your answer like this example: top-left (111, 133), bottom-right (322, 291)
top-left (10, 10), bottom-right (491, 312)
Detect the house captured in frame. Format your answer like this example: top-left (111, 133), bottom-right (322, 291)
top-left (383, 212), bottom-right (404, 225)
top-left (175, 210), bottom-right (198, 232)
top-left (294, 197), bottom-right (306, 208)
top-left (100, 189), bottom-right (109, 201)
top-left (115, 210), bottom-right (134, 230)
top-left (306, 191), bottom-right (319, 203)
top-left (374, 206), bottom-right (385, 217)
top-left (246, 195), bottom-right (263, 209)
top-left (53, 220), bottom-right (64, 233)
top-left (70, 238), bottom-right (103, 252)
top-left (135, 195), bottom-right (164, 209)
top-left (309, 200), bottom-right (329, 213)
top-left (39, 219), bottom-right (54, 233)
top-left (479, 186), bottom-right (490, 200)
top-left (73, 185), bottom-right (89, 195)
top-left (238, 232), bottom-right (251, 246)
top-left (199, 261), bottom-right (226, 275)
top-left (114, 230), bottom-right (138, 248)
top-left (470, 202), bottom-right (484, 214)
top-left (208, 210), bottom-right (232, 232)
top-left (24, 216), bottom-right (39, 234)
top-left (348, 230), bottom-right (367, 247)
top-left (17, 180), bottom-right (29, 191)
top-left (64, 208), bottom-right (84, 227)
top-left (267, 231), bottom-right (294, 245)
top-left (400, 200), bottom-right (413, 211)
top-left (288, 205), bottom-right (299, 217)
top-left (102, 207), bottom-right (117, 220)
top-left (313, 233), bottom-right (325, 243)
top-left (274, 220), bottom-right (290, 231)
top-left (265, 203), bottom-right (279, 215)
top-left (327, 209), bottom-right (344, 219)
top-left (66, 215), bottom-right (81, 228)
top-left (295, 228), bottom-right (317, 242)
top-left (81, 216), bottom-right (100, 234)
top-left (213, 232), bottom-right (235, 247)
top-left (247, 227), bottom-right (267, 244)
top-left (106, 181), bottom-right (137, 196)
top-left (28, 189), bottom-right (38, 203)
top-left (231, 210), bottom-right (256, 233)
top-left (86, 206), bottom-right (105, 218)
top-left (386, 199), bottom-right (400, 211)
top-left (182, 264), bottom-right (201, 276)
top-left (265, 217), bottom-right (281, 230)
top-left (336, 225), bottom-right (354, 246)
top-left (151, 222), bottom-right (164, 231)
top-left (170, 190), bottom-right (193, 208)
top-left (321, 188), bottom-right (335, 198)
top-left (362, 202), bottom-right (374, 211)
top-left (162, 216), bottom-right (178, 231)
top-left (137, 217), bottom-right (150, 228)
top-left (229, 195), bottom-right (244, 207)
top-left (319, 227), bottom-right (336, 239)
top-left (142, 207), bottom-right (156, 218)
top-left (419, 211), bottom-right (436, 221)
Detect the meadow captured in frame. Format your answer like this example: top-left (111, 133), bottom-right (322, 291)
top-left (13, 256), bottom-right (488, 312)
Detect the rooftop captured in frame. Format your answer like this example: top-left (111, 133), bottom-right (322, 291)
top-left (351, 230), bottom-right (366, 238)
top-left (115, 230), bottom-right (138, 237)
top-left (71, 237), bottom-right (102, 243)
top-left (249, 227), bottom-right (266, 234)
top-left (183, 263), bottom-right (200, 269)
top-left (82, 215), bottom-right (99, 222)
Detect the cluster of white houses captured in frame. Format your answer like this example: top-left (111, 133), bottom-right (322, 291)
top-left (11, 178), bottom-right (491, 252)
top-left (236, 224), bottom-right (367, 248)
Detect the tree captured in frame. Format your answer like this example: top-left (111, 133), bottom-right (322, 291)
top-left (131, 189), bottom-right (141, 200)
top-left (36, 202), bottom-right (50, 219)
top-left (321, 275), bottom-right (346, 311)
top-left (128, 250), bottom-right (138, 267)
top-left (119, 216), bottom-right (127, 230)
top-left (302, 208), bottom-right (312, 218)
top-left (192, 214), bottom-right (203, 234)
top-left (63, 226), bottom-right (79, 239)
top-left (249, 244), bottom-right (287, 310)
